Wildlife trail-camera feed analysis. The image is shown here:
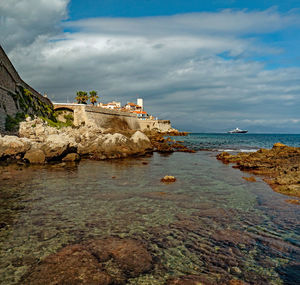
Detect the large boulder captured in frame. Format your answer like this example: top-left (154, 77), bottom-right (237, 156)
top-left (41, 134), bottom-right (76, 160)
top-left (24, 149), bottom-right (46, 164)
top-left (22, 238), bottom-right (153, 284)
top-left (22, 244), bottom-right (112, 285)
top-left (85, 237), bottom-right (153, 278)
top-left (0, 136), bottom-right (31, 159)
top-left (131, 131), bottom-right (152, 150)
top-left (62, 153), bottom-right (80, 162)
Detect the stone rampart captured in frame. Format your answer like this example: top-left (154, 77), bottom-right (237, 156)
top-left (0, 46), bottom-right (53, 132)
top-left (53, 103), bottom-right (173, 132)
top-left (85, 106), bottom-right (140, 129)
top-left (137, 119), bottom-right (173, 132)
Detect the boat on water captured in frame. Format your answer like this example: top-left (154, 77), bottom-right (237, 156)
top-left (227, 128), bottom-right (248, 134)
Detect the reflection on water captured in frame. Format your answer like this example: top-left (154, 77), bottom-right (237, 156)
top-left (0, 152), bottom-right (299, 284)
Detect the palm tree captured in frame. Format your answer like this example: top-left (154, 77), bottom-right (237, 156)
top-left (75, 91), bottom-right (89, 104)
top-left (89, 90), bottom-right (99, 106)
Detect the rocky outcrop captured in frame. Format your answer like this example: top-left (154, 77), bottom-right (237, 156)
top-left (0, 117), bottom-right (154, 164)
top-left (217, 143), bottom-right (300, 199)
top-left (0, 135), bottom-right (31, 159)
top-left (62, 153), bottom-right (80, 162)
top-left (22, 237), bottom-right (153, 285)
top-left (24, 149), bottom-right (45, 164)
top-left (147, 131), bottom-right (195, 153)
top-left (40, 134), bottom-right (76, 160)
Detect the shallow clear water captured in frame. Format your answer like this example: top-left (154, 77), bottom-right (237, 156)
top-left (174, 133), bottom-right (300, 151)
top-left (0, 152), bottom-right (300, 284)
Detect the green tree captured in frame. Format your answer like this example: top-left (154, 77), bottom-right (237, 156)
top-left (89, 90), bottom-right (99, 106)
top-left (75, 91), bottom-right (88, 104)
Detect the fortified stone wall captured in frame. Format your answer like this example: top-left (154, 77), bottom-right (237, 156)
top-left (137, 119), bottom-right (173, 132)
top-left (0, 46), bottom-right (53, 133)
top-left (85, 106), bottom-right (140, 129)
top-left (54, 104), bottom-right (173, 132)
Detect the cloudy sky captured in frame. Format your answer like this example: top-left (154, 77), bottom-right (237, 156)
top-left (1, 0), bottom-right (300, 133)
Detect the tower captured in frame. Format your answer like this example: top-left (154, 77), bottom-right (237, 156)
top-left (137, 98), bottom-right (143, 110)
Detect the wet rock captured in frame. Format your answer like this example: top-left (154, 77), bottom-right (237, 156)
top-left (211, 229), bottom-right (255, 248)
top-left (273, 142), bottom-right (287, 148)
top-left (24, 149), bottom-right (45, 164)
top-left (161, 175), bottom-right (176, 183)
top-left (22, 237), bottom-right (153, 284)
top-left (285, 199), bottom-right (300, 205)
top-left (85, 237), bottom-right (152, 277)
top-left (217, 145), bottom-right (300, 198)
top-left (62, 153), bottom-right (80, 162)
top-left (242, 176), bottom-right (256, 182)
top-left (22, 244), bottom-right (112, 285)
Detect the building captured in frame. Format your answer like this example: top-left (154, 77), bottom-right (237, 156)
top-left (137, 98), bottom-right (143, 110)
top-left (133, 110), bottom-right (148, 120)
top-left (99, 101), bottom-right (121, 110)
top-left (125, 102), bottom-right (142, 111)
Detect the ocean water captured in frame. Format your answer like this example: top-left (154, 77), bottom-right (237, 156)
top-left (0, 136), bottom-right (300, 284)
top-left (173, 133), bottom-right (300, 152)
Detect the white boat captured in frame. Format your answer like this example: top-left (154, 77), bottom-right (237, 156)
top-left (227, 128), bottom-right (248, 134)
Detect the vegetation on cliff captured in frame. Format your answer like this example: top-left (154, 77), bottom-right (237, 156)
top-left (5, 87), bottom-right (55, 132)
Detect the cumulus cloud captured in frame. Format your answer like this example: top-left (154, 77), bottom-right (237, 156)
top-left (0, 0), bottom-right (69, 51)
top-left (1, 3), bottom-right (300, 132)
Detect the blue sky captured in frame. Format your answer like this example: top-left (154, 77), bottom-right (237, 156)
top-left (69, 0), bottom-right (299, 18)
top-left (1, 0), bottom-right (300, 132)
top-left (68, 0), bottom-right (300, 68)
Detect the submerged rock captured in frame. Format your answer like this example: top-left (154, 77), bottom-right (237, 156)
top-left (85, 237), bottom-right (153, 278)
top-left (242, 176), bottom-right (256, 182)
top-left (22, 237), bottom-right (153, 284)
top-left (22, 244), bottom-right (112, 285)
top-left (166, 274), bottom-right (214, 285)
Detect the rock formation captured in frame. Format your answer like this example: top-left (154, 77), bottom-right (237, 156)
top-left (217, 143), bottom-right (300, 198)
top-left (0, 117), bottom-right (153, 164)
top-left (22, 237), bottom-right (153, 284)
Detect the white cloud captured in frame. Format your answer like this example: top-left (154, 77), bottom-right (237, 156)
top-left (1, 3), bottom-right (300, 132)
top-left (0, 0), bottom-right (69, 50)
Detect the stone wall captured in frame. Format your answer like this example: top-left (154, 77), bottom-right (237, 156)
top-left (137, 119), bottom-right (173, 132)
top-left (85, 106), bottom-right (140, 129)
top-left (54, 104), bottom-right (174, 132)
top-left (0, 46), bottom-right (53, 133)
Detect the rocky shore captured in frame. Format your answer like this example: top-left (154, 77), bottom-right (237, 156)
top-left (217, 143), bottom-right (300, 201)
top-left (0, 117), bottom-right (153, 164)
top-left (0, 117), bottom-right (193, 165)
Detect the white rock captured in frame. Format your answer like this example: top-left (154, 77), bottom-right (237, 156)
top-left (0, 136), bottom-right (31, 158)
top-left (131, 131), bottom-right (150, 143)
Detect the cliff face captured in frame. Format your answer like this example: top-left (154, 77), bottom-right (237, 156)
top-left (0, 46), bottom-right (53, 133)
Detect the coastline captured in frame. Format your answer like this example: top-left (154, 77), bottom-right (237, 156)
top-left (217, 143), bottom-right (300, 202)
top-left (0, 117), bottom-right (193, 166)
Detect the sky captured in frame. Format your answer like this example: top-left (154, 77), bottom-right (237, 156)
top-left (1, 0), bottom-right (300, 133)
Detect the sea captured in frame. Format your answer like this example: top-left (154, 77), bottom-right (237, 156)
top-left (0, 133), bottom-right (300, 284)
top-left (173, 133), bottom-right (300, 152)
